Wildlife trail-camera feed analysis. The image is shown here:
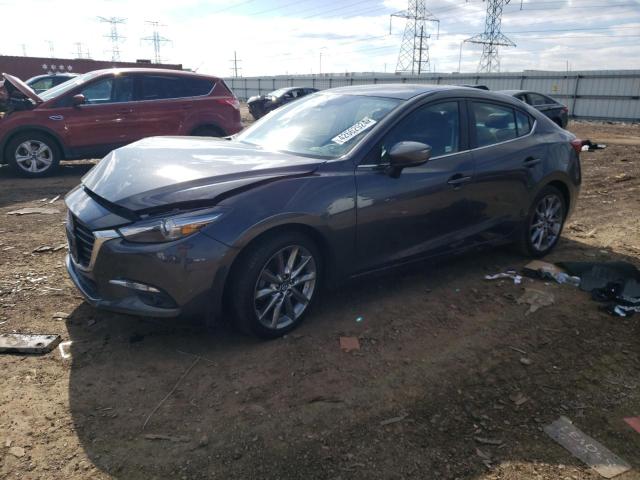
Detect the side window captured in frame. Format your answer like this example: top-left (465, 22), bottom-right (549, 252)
top-left (182, 78), bottom-right (214, 97)
top-left (30, 79), bottom-right (53, 91)
top-left (472, 102), bottom-right (517, 147)
top-left (382, 101), bottom-right (460, 159)
top-left (515, 110), bottom-right (532, 136)
top-left (527, 93), bottom-right (548, 106)
top-left (113, 76), bottom-right (134, 103)
top-left (140, 75), bottom-right (183, 101)
top-left (81, 78), bottom-right (113, 104)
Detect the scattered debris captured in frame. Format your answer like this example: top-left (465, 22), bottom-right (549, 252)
top-left (485, 271), bottom-right (522, 285)
top-left (0, 333), bottom-right (61, 354)
top-left (307, 395), bottom-right (343, 404)
top-left (509, 392), bottom-right (529, 406)
top-left (48, 195), bottom-right (60, 204)
top-left (32, 245), bottom-right (54, 253)
top-left (339, 336), bottom-right (360, 352)
top-left (612, 173), bottom-right (635, 183)
top-left (52, 312), bottom-right (70, 320)
top-left (623, 417), bottom-right (640, 434)
top-left (6, 207), bottom-right (60, 216)
top-left (544, 416), bottom-right (631, 479)
top-left (143, 434), bottom-right (191, 443)
top-left (474, 437), bottom-right (503, 446)
top-left (523, 261), bottom-right (580, 286)
top-left (53, 243), bottom-right (67, 252)
top-left (142, 357), bottom-right (201, 430)
top-left (581, 140), bottom-right (607, 151)
top-left (517, 288), bottom-right (555, 315)
top-left (379, 414), bottom-right (408, 426)
top-left (508, 346), bottom-right (527, 355)
top-left (8, 446), bottom-right (25, 458)
top-left (520, 357), bottom-right (533, 366)
top-left (58, 341), bottom-right (72, 360)
top-left (355, 316), bottom-right (364, 323)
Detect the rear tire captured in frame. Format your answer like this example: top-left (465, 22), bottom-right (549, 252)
top-left (228, 231), bottom-right (322, 338)
top-left (517, 185), bottom-right (567, 257)
top-left (6, 132), bottom-right (61, 177)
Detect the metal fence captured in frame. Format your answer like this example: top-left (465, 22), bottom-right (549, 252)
top-left (224, 70), bottom-right (640, 122)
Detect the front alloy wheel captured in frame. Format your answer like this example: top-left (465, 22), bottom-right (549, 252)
top-left (15, 140), bottom-right (53, 174)
top-left (230, 232), bottom-right (321, 338)
top-left (254, 245), bottom-right (317, 330)
top-left (7, 132), bottom-right (61, 177)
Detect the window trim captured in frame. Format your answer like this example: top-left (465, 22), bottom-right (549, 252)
top-left (468, 100), bottom-right (537, 150)
top-left (357, 98), bottom-right (468, 167)
top-left (135, 74), bottom-right (216, 102)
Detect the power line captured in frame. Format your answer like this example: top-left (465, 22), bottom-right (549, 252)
top-left (141, 21), bottom-right (171, 64)
top-left (98, 16), bottom-right (126, 62)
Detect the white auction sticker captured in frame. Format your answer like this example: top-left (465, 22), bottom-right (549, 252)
top-left (331, 117), bottom-right (377, 145)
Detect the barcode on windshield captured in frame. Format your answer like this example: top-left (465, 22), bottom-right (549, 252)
top-left (331, 117), bottom-right (377, 145)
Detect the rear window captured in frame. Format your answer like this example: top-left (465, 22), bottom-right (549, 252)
top-left (139, 75), bottom-right (214, 100)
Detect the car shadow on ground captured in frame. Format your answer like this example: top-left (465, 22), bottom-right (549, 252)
top-left (63, 238), bottom-right (640, 479)
top-left (0, 161), bottom-right (94, 208)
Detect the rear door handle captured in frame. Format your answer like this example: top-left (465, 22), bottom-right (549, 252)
top-left (447, 174), bottom-right (472, 187)
top-left (523, 157), bottom-right (541, 168)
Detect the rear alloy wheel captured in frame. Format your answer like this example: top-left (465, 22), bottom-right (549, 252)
top-left (230, 232), bottom-right (321, 338)
top-left (519, 186), bottom-right (566, 257)
top-left (7, 133), bottom-right (60, 177)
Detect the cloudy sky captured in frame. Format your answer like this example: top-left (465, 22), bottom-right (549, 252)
top-left (1, 0), bottom-right (639, 75)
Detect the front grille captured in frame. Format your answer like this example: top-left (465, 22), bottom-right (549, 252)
top-left (72, 215), bottom-right (95, 267)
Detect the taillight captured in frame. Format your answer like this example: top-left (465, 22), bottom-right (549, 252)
top-left (571, 139), bottom-right (583, 154)
top-left (216, 97), bottom-right (240, 110)
top-left (562, 106), bottom-right (568, 112)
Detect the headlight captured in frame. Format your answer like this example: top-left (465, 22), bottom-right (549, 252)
top-left (118, 209), bottom-right (223, 243)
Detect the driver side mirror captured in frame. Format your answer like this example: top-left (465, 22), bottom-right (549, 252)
top-left (72, 94), bottom-right (86, 107)
top-left (386, 141), bottom-right (431, 176)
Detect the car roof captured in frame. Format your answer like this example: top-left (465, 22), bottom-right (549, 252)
top-left (498, 90), bottom-right (527, 96)
top-left (325, 83), bottom-right (535, 102)
top-left (79, 68), bottom-right (219, 80)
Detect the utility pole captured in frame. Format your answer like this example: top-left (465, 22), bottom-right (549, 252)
top-left (464, 0), bottom-right (516, 73)
top-left (229, 51), bottom-right (241, 78)
top-left (142, 21), bottom-right (171, 64)
top-left (73, 42), bottom-right (86, 59)
top-left (46, 41), bottom-right (55, 58)
top-left (98, 16), bottom-right (126, 61)
top-left (21, 44), bottom-right (27, 56)
top-left (390, 0), bottom-right (439, 75)
top-left (319, 51), bottom-right (322, 75)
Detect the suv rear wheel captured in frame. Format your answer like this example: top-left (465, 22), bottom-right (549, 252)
top-left (6, 132), bottom-right (60, 177)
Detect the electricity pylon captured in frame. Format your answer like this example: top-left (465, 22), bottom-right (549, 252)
top-left (464, 0), bottom-right (515, 73)
top-left (391, 0), bottom-right (439, 75)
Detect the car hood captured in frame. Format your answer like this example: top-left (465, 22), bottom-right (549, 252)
top-left (2, 73), bottom-right (43, 104)
top-left (82, 136), bottom-right (325, 212)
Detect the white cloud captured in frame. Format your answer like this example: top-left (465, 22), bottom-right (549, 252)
top-left (1, 0), bottom-right (638, 76)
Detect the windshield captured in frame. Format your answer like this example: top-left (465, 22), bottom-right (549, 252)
top-left (236, 93), bottom-right (402, 159)
top-left (39, 71), bottom-right (102, 101)
top-left (268, 88), bottom-right (293, 98)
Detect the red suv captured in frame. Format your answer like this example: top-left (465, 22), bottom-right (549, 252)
top-left (0, 68), bottom-right (243, 177)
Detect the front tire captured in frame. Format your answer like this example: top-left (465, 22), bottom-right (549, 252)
top-left (229, 231), bottom-right (322, 338)
top-left (6, 132), bottom-right (61, 177)
top-left (517, 185), bottom-right (567, 257)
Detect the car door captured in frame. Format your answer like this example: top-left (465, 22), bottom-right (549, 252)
top-left (61, 74), bottom-right (137, 155)
top-left (469, 100), bottom-right (543, 239)
top-left (131, 74), bottom-right (189, 139)
top-left (354, 99), bottom-right (484, 272)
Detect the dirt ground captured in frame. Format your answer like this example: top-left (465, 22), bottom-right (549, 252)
top-left (0, 119), bottom-right (639, 480)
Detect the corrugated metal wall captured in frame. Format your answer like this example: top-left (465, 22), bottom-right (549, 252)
top-left (224, 70), bottom-right (640, 122)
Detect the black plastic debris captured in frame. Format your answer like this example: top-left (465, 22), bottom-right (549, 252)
top-left (580, 140), bottom-right (607, 152)
top-left (558, 261), bottom-right (640, 317)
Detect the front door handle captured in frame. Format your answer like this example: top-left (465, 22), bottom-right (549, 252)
top-left (447, 174), bottom-right (472, 187)
top-left (523, 157), bottom-right (541, 168)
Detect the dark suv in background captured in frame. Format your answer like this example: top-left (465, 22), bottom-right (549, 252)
top-left (0, 68), bottom-right (243, 177)
top-left (247, 87), bottom-right (318, 119)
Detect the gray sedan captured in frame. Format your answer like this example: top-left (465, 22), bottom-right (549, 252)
top-left (65, 84), bottom-right (582, 338)
top-left (499, 90), bottom-right (569, 128)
